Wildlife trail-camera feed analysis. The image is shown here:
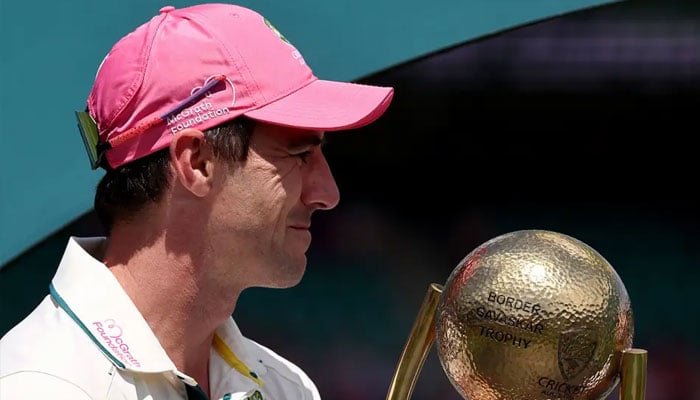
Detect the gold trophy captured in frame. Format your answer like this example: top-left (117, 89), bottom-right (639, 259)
top-left (386, 229), bottom-right (647, 400)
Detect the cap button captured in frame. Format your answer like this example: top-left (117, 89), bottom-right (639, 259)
top-left (159, 6), bottom-right (176, 14)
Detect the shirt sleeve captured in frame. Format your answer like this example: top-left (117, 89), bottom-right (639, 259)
top-left (0, 371), bottom-right (94, 400)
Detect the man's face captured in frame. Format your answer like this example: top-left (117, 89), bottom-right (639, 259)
top-left (209, 122), bottom-right (340, 289)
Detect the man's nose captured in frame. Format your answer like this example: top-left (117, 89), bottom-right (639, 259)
top-left (302, 152), bottom-right (340, 211)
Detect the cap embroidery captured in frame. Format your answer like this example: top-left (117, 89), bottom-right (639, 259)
top-left (166, 74), bottom-right (236, 135)
top-left (263, 17), bottom-right (306, 65)
top-left (263, 18), bottom-right (292, 46)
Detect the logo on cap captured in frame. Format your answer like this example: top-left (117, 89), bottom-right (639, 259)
top-left (263, 18), bottom-right (292, 46)
top-left (263, 17), bottom-right (306, 65)
top-left (166, 74), bottom-right (236, 134)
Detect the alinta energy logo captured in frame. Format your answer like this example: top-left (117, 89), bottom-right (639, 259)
top-left (167, 74), bottom-right (236, 134)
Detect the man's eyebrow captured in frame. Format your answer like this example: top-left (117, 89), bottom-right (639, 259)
top-left (287, 134), bottom-right (326, 150)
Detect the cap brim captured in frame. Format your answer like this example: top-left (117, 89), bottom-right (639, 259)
top-left (243, 79), bottom-right (394, 131)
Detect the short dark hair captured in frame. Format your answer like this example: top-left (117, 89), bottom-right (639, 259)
top-left (94, 117), bottom-right (255, 232)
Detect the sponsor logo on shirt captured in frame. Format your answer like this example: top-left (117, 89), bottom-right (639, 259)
top-left (92, 319), bottom-right (142, 367)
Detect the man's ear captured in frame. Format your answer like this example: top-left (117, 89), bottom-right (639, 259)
top-left (169, 129), bottom-right (215, 197)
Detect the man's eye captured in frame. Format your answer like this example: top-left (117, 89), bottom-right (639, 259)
top-left (294, 151), bottom-right (312, 163)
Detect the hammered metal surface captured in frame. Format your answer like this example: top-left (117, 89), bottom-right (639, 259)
top-left (435, 230), bottom-right (633, 400)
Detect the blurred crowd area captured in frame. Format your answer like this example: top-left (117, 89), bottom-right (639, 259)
top-left (2, 0), bottom-right (699, 399)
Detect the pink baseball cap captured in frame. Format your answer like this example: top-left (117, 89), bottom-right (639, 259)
top-left (85, 3), bottom-right (394, 169)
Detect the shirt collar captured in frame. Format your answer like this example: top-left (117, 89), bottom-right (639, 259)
top-left (51, 236), bottom-right (176, 373)
top-left (208, 319), bottom-right (269, 395)
top-left (51, 236), bottom-right (270, 388)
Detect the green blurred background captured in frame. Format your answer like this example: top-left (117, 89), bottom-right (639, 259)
top-left (2, 0), bottom-right (698, 399)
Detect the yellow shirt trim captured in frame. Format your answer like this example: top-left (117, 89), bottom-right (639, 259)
top-left (212, 334), bottom-right (264, 387)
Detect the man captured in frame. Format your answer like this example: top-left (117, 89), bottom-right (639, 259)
top-left (0, 3), bottom-right (393, 399)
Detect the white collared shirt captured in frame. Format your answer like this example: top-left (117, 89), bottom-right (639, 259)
top-left (0, 237), bottom-right (321, 400)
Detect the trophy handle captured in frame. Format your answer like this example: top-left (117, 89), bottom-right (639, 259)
top-left (386, 283), bottom-right (443, 400)
top-left (620, 348), bottom-right (647, 400)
